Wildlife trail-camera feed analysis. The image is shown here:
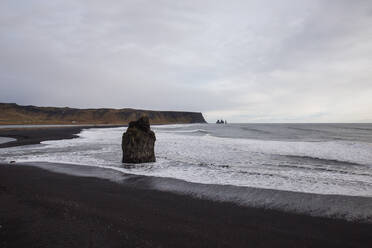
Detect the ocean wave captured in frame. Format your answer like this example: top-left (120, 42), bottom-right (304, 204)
top-left (239, 127), bottom-right (272, 134)
top-left (160, 129), bottom-right (210, 135)
top-left (274, 154), bottom-right (365, 167)
top-left (287, 126), bottom-right (332, 133)
top-left (2, 125), bottom-right (372, 198)
top-left (150, 177), bottom-right (372, 222)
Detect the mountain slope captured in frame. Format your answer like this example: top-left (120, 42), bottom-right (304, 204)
top-left (0, 103), bottom-right (207, 125)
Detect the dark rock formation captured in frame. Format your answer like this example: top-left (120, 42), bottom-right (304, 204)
top-left (122, 116), bottom-right (156, 163)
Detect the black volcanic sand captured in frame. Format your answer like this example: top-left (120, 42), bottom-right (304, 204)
top-left (0, 164), bottom-right (371, 248)
top-left (0, 125), bottom-right (125, 148)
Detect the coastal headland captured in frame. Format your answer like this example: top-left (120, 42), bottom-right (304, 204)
top-left (0, 103), bottom-right (206, 125)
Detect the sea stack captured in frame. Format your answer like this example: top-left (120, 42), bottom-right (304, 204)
top-left (122, 116), bottom-right (156, 163)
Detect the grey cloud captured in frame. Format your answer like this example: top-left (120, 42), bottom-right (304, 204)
top-left (1, 0), bottom-right (372, 122)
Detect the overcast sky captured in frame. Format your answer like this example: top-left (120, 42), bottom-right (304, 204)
top-left (1, 0), bottom-right (372, 123)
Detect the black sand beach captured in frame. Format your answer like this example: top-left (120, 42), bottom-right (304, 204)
top-left (1, 126), bottom-right (372, 247)
top-left (0, 163), bottom-right (371, 248)
top-left (0, 125), bottom-right (124, 148)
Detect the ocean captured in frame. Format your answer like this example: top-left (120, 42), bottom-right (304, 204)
top-left (1, 123), bottom-right (372, 221)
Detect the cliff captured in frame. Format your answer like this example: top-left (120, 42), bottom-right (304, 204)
top-left (0, 103), bottom-right (207, 125)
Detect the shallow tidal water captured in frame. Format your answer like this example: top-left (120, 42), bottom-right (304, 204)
top-left (0, 137), bottom-right (15, 144)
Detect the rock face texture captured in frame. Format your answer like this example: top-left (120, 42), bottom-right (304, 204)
top-left (122, 116), bottom-right (156, 163)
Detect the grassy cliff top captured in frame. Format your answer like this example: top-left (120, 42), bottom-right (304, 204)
top-left (0, 103), bottom-right (207, 125)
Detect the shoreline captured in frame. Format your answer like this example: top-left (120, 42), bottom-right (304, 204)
top-left (0, 124), bottom-right (126, 148)
top-left (1, 163), bottom-right (371, 247)
top-left (1, 125), bottom-right (372, 246)
top-left (9, 161), bottom-right (372, 223)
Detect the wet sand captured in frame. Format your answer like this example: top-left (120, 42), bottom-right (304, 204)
top-left (0, 163), bottom-right (371, 248)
